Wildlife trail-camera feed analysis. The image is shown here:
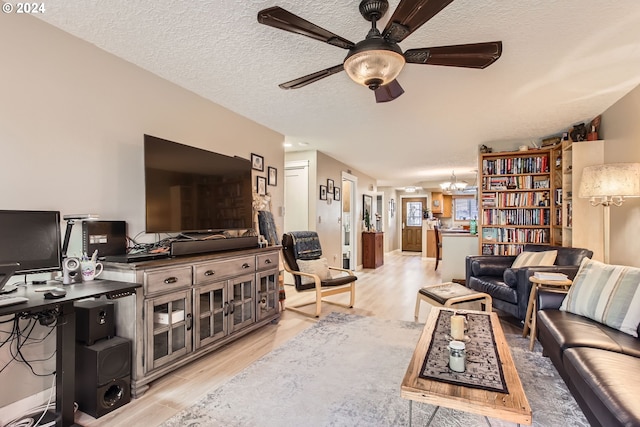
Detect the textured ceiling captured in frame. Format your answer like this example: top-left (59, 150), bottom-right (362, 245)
top-left (33, 1), bottom-right (640, 187)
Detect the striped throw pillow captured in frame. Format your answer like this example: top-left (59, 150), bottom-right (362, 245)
top-left (511, 250), bottom-right (558, 268)
top-left (560, 258), bottom-right (640, 337)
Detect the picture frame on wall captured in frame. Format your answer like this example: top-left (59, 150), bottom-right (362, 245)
top-left (363, 194), bottom-right (373, 220)
top-left (268, 166), bottom-right (277, 186)
top-left (327, 179), bottom-right (334, 194)
top-left (319, 185), bottom-right (327, 200)
top-left (257, 176), bottom-right (267, 196)
top-left (334, 187), bottom-right (341, 201)
top-left (251, 153), bottom-right (264, 171)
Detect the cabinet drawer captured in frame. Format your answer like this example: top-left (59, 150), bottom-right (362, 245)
top-left (144, 267), bottom-right (192, 295)
top-left (256, 252), bottom-right (278, 271)
top-left (194, 256), bottom-right (255, 284)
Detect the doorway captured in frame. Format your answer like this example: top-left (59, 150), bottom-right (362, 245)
top-left (341, 172), bottom-right (357, 270)
top-left (402, 197), bottom-right (426, 252)
top-left (284, 160), bottom-right (309, 233)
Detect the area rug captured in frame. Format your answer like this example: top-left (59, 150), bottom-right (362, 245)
top-left (161, 312), bottom-right (588, 427)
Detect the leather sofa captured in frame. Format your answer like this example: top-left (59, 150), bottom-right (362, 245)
top-left (537, 289), bottom-right (640, 427)
top-left (465, 244), bottom-right (593, 321)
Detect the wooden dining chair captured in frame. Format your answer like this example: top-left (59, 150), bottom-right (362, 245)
top-left (434, 226), bottom-right (442, 270)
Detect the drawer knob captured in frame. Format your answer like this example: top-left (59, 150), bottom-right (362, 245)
top-left (164, 277), bottom-right (178, 284)
top-left (264, 259), bottom-right (272, 264)
top-left (242, 263), bottom-right (251, 269)
top-left (204, 270), bottom-right (215, 276)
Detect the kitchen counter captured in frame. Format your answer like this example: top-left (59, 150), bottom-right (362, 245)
top-left (440, 229), bottom-right (471, 234)
top-left (440, 233), bottom-right (479, 282)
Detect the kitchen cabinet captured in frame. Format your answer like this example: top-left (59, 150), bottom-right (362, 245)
top-left (104, 246), bottom-right (280, 397)
top-left (426, 230), bottom-right (437, 258)
top-left (431, 192), bottom-right (444, 214)
top-left (431, 193), bottom-right (452, 217)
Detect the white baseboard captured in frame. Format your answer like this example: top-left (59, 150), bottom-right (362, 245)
top-left (0, 388), bottom-right (54, 426)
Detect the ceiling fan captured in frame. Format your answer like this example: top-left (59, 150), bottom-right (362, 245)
top-left (257, 0), bottom-right (502, 103)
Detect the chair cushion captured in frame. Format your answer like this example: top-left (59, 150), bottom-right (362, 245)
top-left (560, 258), bottom-right (640, 337)
top-left (511, 250), bottom-right (557, 268)
top-left (297, 258), bottom-right (331, 285)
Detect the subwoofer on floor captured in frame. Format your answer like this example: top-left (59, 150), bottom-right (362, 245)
top-left (75, 336), bottom-right (131, 418)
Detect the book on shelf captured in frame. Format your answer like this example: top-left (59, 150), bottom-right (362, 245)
top-left (533, 272), bottom-right (569, 281)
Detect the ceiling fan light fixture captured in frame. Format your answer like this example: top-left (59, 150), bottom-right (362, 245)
top-left (344, 39), bottom-right (405, 90)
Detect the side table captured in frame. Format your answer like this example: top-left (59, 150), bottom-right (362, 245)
top-left (523, 276), bottom-right (572, 351)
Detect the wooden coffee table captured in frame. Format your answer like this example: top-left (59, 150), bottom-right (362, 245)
top-left (401, 307), bottom-right (532, 426)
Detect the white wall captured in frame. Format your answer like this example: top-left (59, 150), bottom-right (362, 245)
top-left (601, 83), bottom-right (640, 266)
top-left (0, 13), bottom-right (284, 409)
top-left (284, 151), bottom-right (376, 268)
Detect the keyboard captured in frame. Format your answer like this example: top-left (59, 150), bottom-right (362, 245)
top-left (0, 294), bottom-right (29, 307)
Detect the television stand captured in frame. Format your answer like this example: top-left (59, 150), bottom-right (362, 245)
top-left (170, 235), bottom-right (258, 256)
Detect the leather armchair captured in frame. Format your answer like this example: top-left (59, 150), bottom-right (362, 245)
top-left (465, 244), bottom-right (593, 320)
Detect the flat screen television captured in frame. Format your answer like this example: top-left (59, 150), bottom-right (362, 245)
top-left (0, 210), bottom-right (62, 274)
top-left (144, 134), bottom-right (253, 234)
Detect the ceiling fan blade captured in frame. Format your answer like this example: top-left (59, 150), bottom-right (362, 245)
top-left (258, 7), bottom-right (355, 49)
top-left (279, 64), bottom-right (345, 90)
top-left (375, 80), bottom-right (405, 103)
top-left (404, 41), bottom-right (503, 69)
top-left (382, 0), bottom-right (455, 43)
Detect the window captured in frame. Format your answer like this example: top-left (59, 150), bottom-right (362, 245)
top-left (454, 197), bottom-right (478, 221)
top-left (406, 201), bottom-right (422, 226)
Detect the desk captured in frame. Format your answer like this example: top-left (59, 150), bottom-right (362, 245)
top-left (0, 279), bottom-right (140, 427)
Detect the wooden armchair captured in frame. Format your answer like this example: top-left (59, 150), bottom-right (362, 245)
top-left (281, 232), bottom-right (356, 317)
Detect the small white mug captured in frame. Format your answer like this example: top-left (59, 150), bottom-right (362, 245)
top-left (81, 260), bottom-right (103, 281)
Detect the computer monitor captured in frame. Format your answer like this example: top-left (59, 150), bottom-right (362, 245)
top-left (0, 210), bottom-right (62, 275)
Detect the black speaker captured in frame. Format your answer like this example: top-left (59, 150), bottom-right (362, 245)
top-left (62, 257), bottom-right (82, 284)
top-left (77, 376), bottom-right (131, 419)
top-left (75, 300), bottom-right (115, 345)
top-left (75, 336), bottom-right (131, 418)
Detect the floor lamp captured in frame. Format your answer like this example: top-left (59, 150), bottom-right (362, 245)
top-left (579, 163), bottom-right (640, 263)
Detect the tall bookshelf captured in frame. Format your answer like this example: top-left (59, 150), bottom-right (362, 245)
top-left (551, 144), bottom-right (564, 245)
top-left (478, 148), bottom-right (558, 255)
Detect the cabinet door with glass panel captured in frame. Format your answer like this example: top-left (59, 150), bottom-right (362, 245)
top-left (229, 273), bottom-right (256, 333)
top-left (194, 280), bottom-right (228, 349)
top-left (146, 290), bottom-right (193, 372)
top-left (256, 268), bottom-right (279, 321)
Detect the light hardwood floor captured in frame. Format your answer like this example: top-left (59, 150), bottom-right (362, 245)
top-left (77, 251), bottom-right (520, 426)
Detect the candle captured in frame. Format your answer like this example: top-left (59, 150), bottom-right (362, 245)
top-left (450, 315), bottom-right (465, 340)
top-left (449, 340), bottom-right (466, 373)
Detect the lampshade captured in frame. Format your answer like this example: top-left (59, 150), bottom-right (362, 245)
top-left (579, 163), bottom-right (640, 201)
top-left (343, 32), bottom-right (405, 90)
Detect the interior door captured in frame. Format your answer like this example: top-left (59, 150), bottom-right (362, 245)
top-left (284, 161), bottom-right (309, 232)
top-left (402, 197), bottom-right (425, 252)
top-left (341, 172), bottom-right (357, 270)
